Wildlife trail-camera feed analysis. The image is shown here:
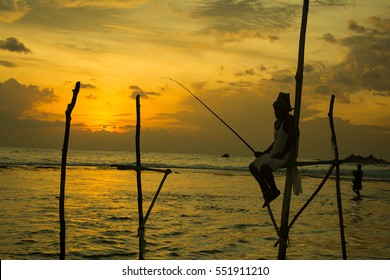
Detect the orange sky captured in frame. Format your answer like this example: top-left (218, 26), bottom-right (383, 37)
top-left (1, 0), bottom-right (389, 160)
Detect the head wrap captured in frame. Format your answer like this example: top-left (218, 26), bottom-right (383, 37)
top-left (273, 92), bottom-right (292, 112)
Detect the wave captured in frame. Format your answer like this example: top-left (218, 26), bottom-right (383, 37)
top-left (0, 147), bottom-right (388, 181)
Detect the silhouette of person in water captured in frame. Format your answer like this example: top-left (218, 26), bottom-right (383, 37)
top-left (352, 164), bottom-right (363, 199)
top-left (249, 92), bottom-right (297, 207)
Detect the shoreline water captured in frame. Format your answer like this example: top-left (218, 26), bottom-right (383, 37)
top-left (0, 147), bottom-right (389, 260)
top-left (1, 147), bottom-right (388, 181)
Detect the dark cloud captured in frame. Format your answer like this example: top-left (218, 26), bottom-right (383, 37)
top-left (80, 83), bottom-right (97, 89)
top-left (348, 20), bottom-right (366, 34)
top-left (235, 68), bottom-right (257, 77)
top-left (54, 0), bottom-right (145, 8)
top-left (0, 60), bottom-right (17, 67)
top-left (0, 78), bottom-right (57, 118)
top-left (304, 64), bottom-right (315, 73)
top-left (269, 70), bottom-right (294, 84)
top-left (268, 35), bottom-right (280, 42)
top-left (0, 37), bottom-right (31, 53)
top-left (193, 0), bottom-right (300, 42)
top-left (14, 0), bottom-right (143, 35)
top-left (228, 80), bottom-right (254, 88)
top-left (322, 33), bottom-right (337, 43)
top-left (129, 85), bottom-right (160, 99)
top-left (85, 94), bottom-right (97, 100)
top-left (348, 17), bottom-right (390, 35)
top-left (313, 0), bottom-right (354, 7)
top-left (300, 117), bottom-right (390, 161)
top-left (0, 0), bottom-right (30, 23)
top-left (305, 17), bottom-right (390, 101)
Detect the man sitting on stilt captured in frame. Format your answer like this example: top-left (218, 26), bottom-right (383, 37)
top-left (249, 92), bottom-right (297, 207)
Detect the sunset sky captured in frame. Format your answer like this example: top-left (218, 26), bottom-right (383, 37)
top-left (1, 0), bottom-right (389, 160)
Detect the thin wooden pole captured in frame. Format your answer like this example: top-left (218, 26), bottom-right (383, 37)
top-left (328, 95), bottom-right (347, 259)
top-left (135, 94), bottom-right (145, 260)
top-left (289, 164), bottom-right (335, 230)
top-left (278, 0), bottom-right (309, 260)
top-left (59, 81), bottom-right (80, 260)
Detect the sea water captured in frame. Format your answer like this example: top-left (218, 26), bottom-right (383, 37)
top-left (0, 147), bottom-right (389, 259)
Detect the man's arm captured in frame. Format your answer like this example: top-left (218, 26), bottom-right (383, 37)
top-left (254, 120), bottom-right (277, 158)
top-left (254, 143), bottom-right (273, 158)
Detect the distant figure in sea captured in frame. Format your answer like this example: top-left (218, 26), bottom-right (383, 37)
top-left (249, 92), bottom-right (297, 207)
top-left (352, 164), bottom-right (363, 199)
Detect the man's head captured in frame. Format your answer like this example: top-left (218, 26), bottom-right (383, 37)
top-left (273, 92), bottom-right (292, 112)
top-left (273, 92), bottom-right (292, 119)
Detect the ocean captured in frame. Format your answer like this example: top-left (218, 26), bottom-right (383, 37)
top-left (0, 147), bottom-right (389, 260)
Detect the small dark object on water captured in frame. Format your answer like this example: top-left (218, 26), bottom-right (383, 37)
top-left (221, 153), bottom-right (230, 158)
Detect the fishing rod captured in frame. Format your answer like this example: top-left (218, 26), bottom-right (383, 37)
top-left (169, 78), bottom-right (256, 154)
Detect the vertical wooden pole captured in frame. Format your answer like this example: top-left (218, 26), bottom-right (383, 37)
top-left (278, 0), bottom-right (309, 259)
top-left (135, 94), bottom-right (145, 260)
top-left (328, 95), bottom-right (347, 259)
top-left (59, 81), bottom-right (80, 260)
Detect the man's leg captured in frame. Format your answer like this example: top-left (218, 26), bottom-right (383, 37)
top-left (260, 164), bottom-right (280, 203)
top-left (249, 163), bottom-right (272, 202)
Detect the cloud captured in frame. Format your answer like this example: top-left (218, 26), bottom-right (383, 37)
top-left (192, 0), bottom-right (355, 43)
top-left (13, 0), bottom-right (142, 34)
top-left (268, 70), bottom-right (295, 84)
top-left (0, 60), bottom-right (17, 67)
top-left (0, 78), bottom-right (57, 118)
top-left (300, 117), bottom-right (390, 160)
top-left (348, 17), bottom-right (390, 35)
top-left (53, 0), bottom-right (146, 9)
top-left (235, 68), bottom-right (257, 77)
top-left (0, 37), bottom-right (31, 53)
top-left (348, 19), bottom-right (366, 34)
top-left (322, 33), bottom-right (337, 43)
top-left (129, 85), bottom-right (160, 99)
top-left (0, 0), bottom-right (30, 23)
top-left (193, 0), bottom-right (300, 42)
top-left (313, 0), bottom-right (354, 7)
top-left (0, 77), bottom-right (388, 160)
top-left (304, 17), bottom-right (390, 102)
top-left (85, 94), bottom-right (97, 100)
top-left (80, 83), bottom-right (97, 90)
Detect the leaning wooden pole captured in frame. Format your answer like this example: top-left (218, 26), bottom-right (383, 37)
top-left (328, 95), bottom-right (347, 259)
top-left (59, 81), bottom-right (80, 260)
top-left (135, 94), bottom-right (145, 260)
top-left (278, 0), bottom-right (309, 259)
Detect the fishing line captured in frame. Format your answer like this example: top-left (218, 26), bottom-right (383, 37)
top-left (168, 78), bottom-right (256, 154)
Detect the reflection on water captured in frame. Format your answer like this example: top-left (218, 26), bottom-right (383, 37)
top-left (0, 167), bottom-right (389, 260)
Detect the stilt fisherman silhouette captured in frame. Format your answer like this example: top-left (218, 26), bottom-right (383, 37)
top-left (249, 92), bottom-right (297, 207)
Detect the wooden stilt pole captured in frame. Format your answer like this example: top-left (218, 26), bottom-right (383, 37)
top-left (135, 95), bottom-right (145, 260)
top-left (278, 0), bottom-right (309, 259)
top-left (59, 81), bottom-right (80, 260)
top-left (328, 95), bottom-right (347, 259)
